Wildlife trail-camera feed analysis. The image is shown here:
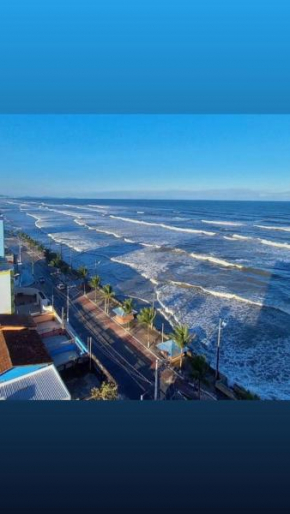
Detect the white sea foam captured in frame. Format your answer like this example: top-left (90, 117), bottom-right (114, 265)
top-left (259, 239), bottom-right (290, 250)
top-left (188, 252), bottom-right (244, 269)
top-left (109, 215), bottom-right (216, 236)
top-left (111, 256), bottom-right (159, 285)
top-left (255, 224), bottom-right (290, 232)
top-left (169, 280), bottom-right (264, 308)
top-left (201, 219), bottom-right (243, 226)
top-left (94, 228), bottom-right (123, 239)
top-left (48, 231), bottom-right (105, 253)
top-left (232, 234), bottom-right (253, 241)
top-left (156, 282), bottom-right (290, 399)
top-left (140, 242), bottom-right (161, 249)
top-left (224, 233), bottom-right (290, 252)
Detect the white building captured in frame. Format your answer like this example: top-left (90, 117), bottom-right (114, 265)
top-left (0, 266), bottom-right (14, 314)
top-left (0, 218), bottom-right (4, 258)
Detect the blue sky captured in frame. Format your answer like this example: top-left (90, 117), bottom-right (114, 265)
top-left (0, 115), bottom-right (289, 199)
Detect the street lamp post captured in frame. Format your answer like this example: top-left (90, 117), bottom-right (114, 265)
top-left (154, 359), bottom-right (159, 401)
top-left (18, 240), bottom-right (22, 265)
top-left (89, 336), bottom-right (92, 371)
top-left (66, 285), bottom-right (73, 323)
top-left (215, 318), bottom-right (227, 381)
top-left (66, 286), bottom-right (70, 323)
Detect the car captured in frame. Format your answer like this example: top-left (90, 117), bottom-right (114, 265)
top-left (39, 277), bottom-right (45, 284)
top-left (57, 283), bottom-right (66, 291)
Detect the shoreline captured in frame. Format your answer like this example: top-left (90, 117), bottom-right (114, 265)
top-left (13, 228), bottom-right (261, 400)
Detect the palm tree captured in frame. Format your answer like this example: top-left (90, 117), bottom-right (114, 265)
top-left (90, 275), bottom-right (101, 303)
top-left (122, 298), bottom-right (133, 315)
top-left (122, 298), bottom-right (134, 329)
top-left (51, 252), bottom-right (62, 268)
top-left (102, 284), bottom-right (115, 314)
top-left (137, 307), bottom-right (156, 348)
top-left (190, 355), bottom-right (208, 399)
top-left (170, 324), bottom-right (191, 368)
top-left (78, 266), bottom-right (88, 295)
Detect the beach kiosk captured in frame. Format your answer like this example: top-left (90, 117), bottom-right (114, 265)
top-left (157, 339), bottom-right (189, 363)
top-left (112, 306), bottom-right (135, 326)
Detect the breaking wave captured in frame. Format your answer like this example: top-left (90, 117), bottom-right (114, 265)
top-left (201, 219), bottom-right (243, 226)
top-left (255, 225), bottom-right (290, 232)
top-left (109, 215), bottom-right (216, 236)
top-left (259, 239), bottom-right (290, 250)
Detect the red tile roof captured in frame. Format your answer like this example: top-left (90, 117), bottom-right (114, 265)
top-left (0, 329), bottom-right (52, 375)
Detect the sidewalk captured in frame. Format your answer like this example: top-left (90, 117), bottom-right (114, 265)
top-left (77, 293), bottom-right (161, 368)
top-left (77, 292), bottom-right (217, 401)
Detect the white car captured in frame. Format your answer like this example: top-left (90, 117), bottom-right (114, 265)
top-left (57, 283), bottom-right (66, 291)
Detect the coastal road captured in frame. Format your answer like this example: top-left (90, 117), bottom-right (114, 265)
top-left (13, 238), bottom-right (216, 401)
top-left (19, 245), bottom-right (155, 400)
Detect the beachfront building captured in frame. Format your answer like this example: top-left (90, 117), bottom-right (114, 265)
top-left (0, 217), bottom-right (4, 258)
top-left (0, 265), bottom-right (14, 314)
top-left (0, 314), bottom-right (71, 400)
top-left (0, 217), bottom-right (15, 314)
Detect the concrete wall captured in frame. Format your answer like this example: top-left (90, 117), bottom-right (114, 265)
top-left (0, 270), bottom-right (14, 314)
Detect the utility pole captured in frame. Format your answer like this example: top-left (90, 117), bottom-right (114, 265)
top-left (18, 241), bottom-right (22, 265)
top-left (89, 337), bottom-right (92, 371)
top-left (154, 359), bottom-right (159, 400)
top-left (61, 307), bottom-right (65, 328)
top-left (215, 318), bottom-right (226, 381)
top-left (66, 286), bottom-right (70, 323)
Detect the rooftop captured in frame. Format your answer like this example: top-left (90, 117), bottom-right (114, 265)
top-left (157, 339), bottom-right (189, 358)
top-left (0, 313), bottom-right (36, 329)
top-left (0, 364), bottom-right (71, 400)
top-left (0, 328), bottom-right (52, 375)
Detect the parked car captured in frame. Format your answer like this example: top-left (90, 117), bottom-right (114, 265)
top-left (39, 277), bottom-right (45, 284)
top-left (57, 283), bottom-right (66, 290)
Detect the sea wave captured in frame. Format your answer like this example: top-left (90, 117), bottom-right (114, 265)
top-left (74, 218), bottom-right (161, 247)
top-left (189, 252), bottom-right (244, 269)
top-left (168, 280), bottom-right (265, 308)
top-left (224, 233), bottom-right (290, 251)
top-left (232, 234), bottom-right (253, 241)
top-left (47, 232), bottom-right (103, 253)
top-left (111, 257), bottom-right (159, 285)
top-left (201, 219), bottom-right (243, 226)
top-left (259, 239), bottom-right (290, 250)
top-left (255, 224), bottom-right (290, 233)
top-left (172, 247), bottom-right (244, 269)
top-left (140, 242), bottom-right (161, 249)
top-left (109, 215), bottom-right (216, 236)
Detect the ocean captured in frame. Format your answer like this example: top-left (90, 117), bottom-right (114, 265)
top-left (1, 198), bottom-right (290, 399)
